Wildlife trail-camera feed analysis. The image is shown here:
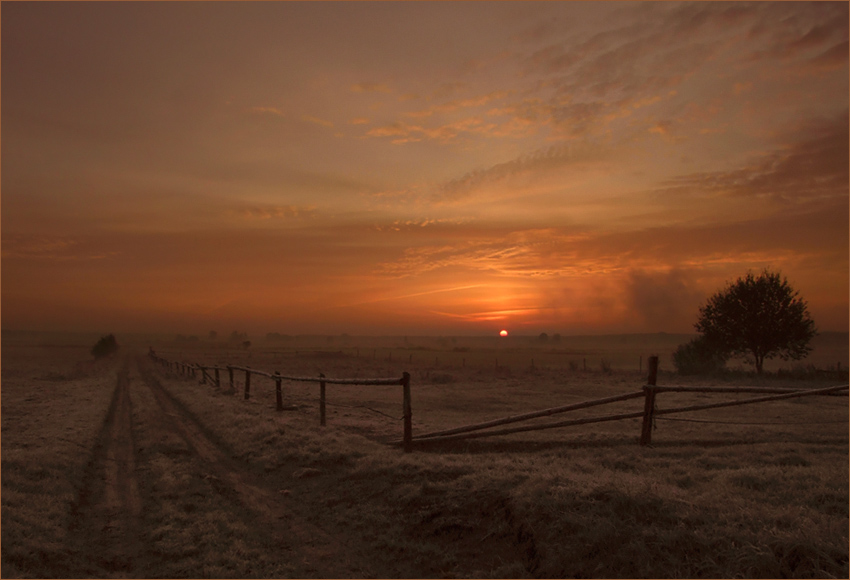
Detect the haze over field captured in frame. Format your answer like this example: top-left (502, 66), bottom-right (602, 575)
top-left (2, 1), bottom-right (848, 336)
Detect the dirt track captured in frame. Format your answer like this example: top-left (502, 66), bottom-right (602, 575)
top-left (69, 361), bottom-right (143, 575)
top-left (69, 356), bottom-right (369, 578)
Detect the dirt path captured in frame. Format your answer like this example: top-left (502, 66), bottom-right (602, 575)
top-left (134, 357), bottom-right (368, 577)
top-left (69, 355), bottom-right (372, 578)
top-left (69, 360), bottom-right (143, 576)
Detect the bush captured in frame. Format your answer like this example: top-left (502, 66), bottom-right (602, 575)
top-left (91, 334), bottom-right (119, 359)
top-left (672, 336), bottom-right (727, 375)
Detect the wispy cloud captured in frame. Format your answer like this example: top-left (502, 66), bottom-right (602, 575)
top-left (402, 91), bottom-right (510, 118)
top-left (658, 111), bottom-right (849, 202)
top-left (1, 234), bottom-right (119, 261)
top-left (432, 142), bottom-right (611, 204)
top-left (301, 114), bottom-right (334, 128)
top-left (228, 204), bottom-right (317, 220)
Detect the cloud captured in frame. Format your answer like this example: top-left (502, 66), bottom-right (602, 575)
top-left (623, 268), bottom-right (705, 330)
top-left (228, 204), bottom-right (317, 220)
top-left (364, 90), bottom-right (532, 144)
top-left (432, 142), bottom-right (610, 204)
top-left (373, 227), bottom-right (599, 280)
top-left (509, 1), bottom-right (845, 141)
top-left (808, 40), bottom-right (849, 72)
top-left (365, 116), bottom-right (508, 144)
top-left (371, 217), bottom-right (471, 232)
top-left (402, 90), bottom-right (510, 118)
top-left (746, 3), bottom-right (848, 62)
top-left (1, 234), bottom-right (119, 261)
top-left (301, 114), bottom-right (334, 128)
top-left (659, 111), bottom-right (849, 202)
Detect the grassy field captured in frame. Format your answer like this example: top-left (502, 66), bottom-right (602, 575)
top-left (2, 331), bottom-right (847, 578)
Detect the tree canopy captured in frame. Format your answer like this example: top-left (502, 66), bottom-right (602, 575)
top-left (695, 270), bottom-right (816, 374)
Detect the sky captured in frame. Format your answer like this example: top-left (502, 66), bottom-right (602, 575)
top-left (2, 1), bottom-right (848, 337)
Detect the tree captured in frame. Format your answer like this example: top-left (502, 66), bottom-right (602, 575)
top-left (695, 270), bottom-right (816, 374)
top-left (91, 334), bottom-right (119, 359)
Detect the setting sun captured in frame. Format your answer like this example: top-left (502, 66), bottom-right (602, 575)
top-left (499, 330), bottom-right (509, 337)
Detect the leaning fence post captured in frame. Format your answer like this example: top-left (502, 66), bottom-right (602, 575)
top-left (640, 356), bottom-right (659, 446)
top-left (402, 372), bottom-right (412, 453)
top-left (319, 373), bottom-right (326, 426)
top-left (244, 370), bottom-right (251, 400)
top-left (214, 367), bottom-right (220, 388)
top-left (228, 366), bottom-right (234, 391)
top-left (199, 366), bottom-right (207, 384)
top-left (275, 372), bottom-right (283, 412)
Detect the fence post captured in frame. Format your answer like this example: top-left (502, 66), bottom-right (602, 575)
top-left (228, 366), bottom-right (234, 391)
top-left (275, 372), bottom-right (283, 412)
top-left (244, 370), bottom-right (251, 400)
top-left (320, 373), bottom-right (326, 426)
top-left (640, 356), bottom-right (659, 446)
top-left (200, 366), bottom-right (207, 384)
top-left (402, 372), bottom-right (412, 453)
top-left (214, 367), bottom-right (220, 388)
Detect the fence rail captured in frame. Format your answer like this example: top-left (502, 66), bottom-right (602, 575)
top-left (147, 350), bottom-right (414, 451)
top-left (147, 351), bottom-right (847, 452)
top-left (397, 356), bottom-right (848, 448)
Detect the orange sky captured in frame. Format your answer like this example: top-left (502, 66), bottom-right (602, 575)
top-left (2, 2), bottom-right (848, 336)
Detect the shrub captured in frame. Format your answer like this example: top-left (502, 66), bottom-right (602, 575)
top-left (91, 334), bottom-right (119, 359)
top-left (672, 336), bottom-right (727, 375)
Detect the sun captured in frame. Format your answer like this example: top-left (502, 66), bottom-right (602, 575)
top-left (499, 329), bottom-right (508, 337)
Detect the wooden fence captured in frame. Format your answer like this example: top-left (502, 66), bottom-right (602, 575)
top-left (394, 356), bottom-right (848, 447)
top-left (147, 352), bottom-right (847, 452)
top-left (147, 351), bottom-right (414, 452)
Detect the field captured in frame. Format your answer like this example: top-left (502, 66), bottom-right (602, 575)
top-left (2, 331), bottom-right (848, 578)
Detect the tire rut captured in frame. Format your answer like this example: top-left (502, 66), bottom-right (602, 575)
top-left (69, 358), bottom-right (143, 577)
top-left (135, 356), bottom-right (367, 577)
